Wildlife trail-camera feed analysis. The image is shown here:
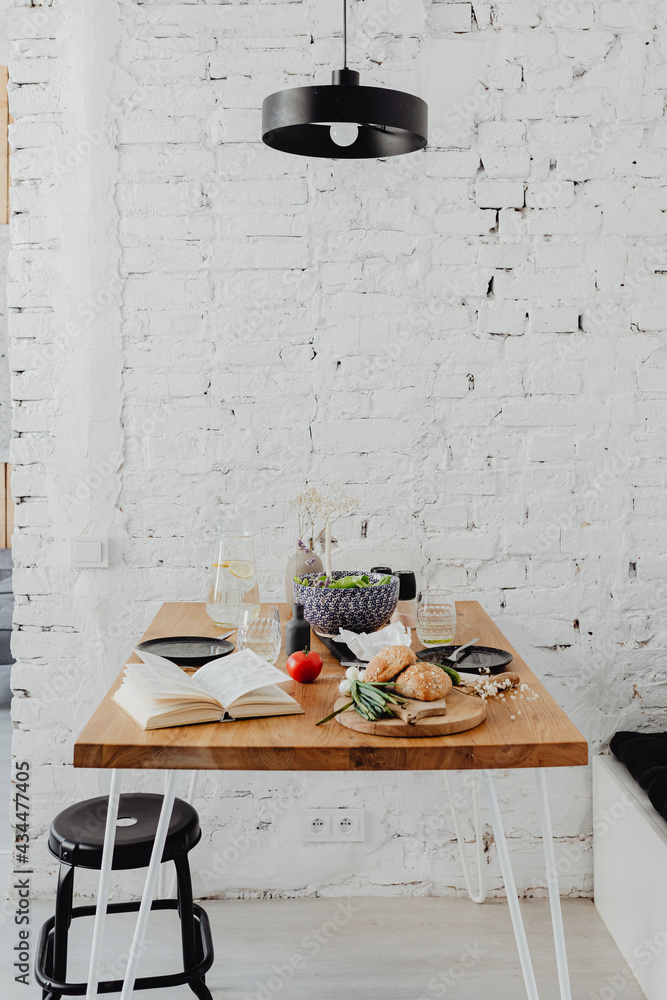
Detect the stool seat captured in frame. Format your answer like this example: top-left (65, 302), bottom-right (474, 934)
top-left (48, 794), bottom-right (201, 870)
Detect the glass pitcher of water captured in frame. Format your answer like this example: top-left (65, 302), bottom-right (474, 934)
top-left (206, 529), bottom-right (260, 629)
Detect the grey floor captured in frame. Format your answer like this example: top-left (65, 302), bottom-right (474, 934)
top-left (1, 895), bottom-right (645, 999)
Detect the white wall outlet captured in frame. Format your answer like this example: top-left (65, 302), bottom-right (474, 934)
top-left (299, 810), bottom-right (332, 841)
top-left (299, 808), bottom-right (365, 842)
top-left (333, 809), bottom-right (365, 840)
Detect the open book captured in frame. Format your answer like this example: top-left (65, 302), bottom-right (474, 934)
top-left (112, 648), bottom-right (304, 730)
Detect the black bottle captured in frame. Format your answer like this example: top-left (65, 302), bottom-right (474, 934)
top-left (391, 570), bottom-right (417, 628)
top-left (286, 604), bottom-right (311, 657)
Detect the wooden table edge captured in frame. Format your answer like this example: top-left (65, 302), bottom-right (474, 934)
top-left (73, 740), bottom-right (588, 771)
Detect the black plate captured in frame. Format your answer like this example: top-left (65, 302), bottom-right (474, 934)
top-left (137, 635), bottom-right (234, 668)
top-left (417, 644), bottom-right (512, 674)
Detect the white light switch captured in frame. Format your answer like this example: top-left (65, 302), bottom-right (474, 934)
top-left (71, 536), bottom-right (108, 568)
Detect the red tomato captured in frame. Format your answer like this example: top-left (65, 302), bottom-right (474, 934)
top-left (286, 650), bottom-right (323, 683)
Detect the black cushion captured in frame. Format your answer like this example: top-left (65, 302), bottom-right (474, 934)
top-left (646, 773), bottom-right (667, 819)
top-left (610, 733), bottom-right (667, 789)
top-left (610, 731), bottom-right (667, 822)
top-left (610, 730), bottom-right (667, 755)
top-left (48, 794), bottom-right (201, 870)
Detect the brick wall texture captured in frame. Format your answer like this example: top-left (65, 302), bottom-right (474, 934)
top-left (6, 0), bottom-right (667, 898)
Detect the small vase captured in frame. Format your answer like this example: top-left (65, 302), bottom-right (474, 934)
top-left (285, 548), bottom-right (324, 605)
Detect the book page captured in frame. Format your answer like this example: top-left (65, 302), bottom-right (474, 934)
top-left (194, 649), bottom-right (289, 709)
top-left (135, 650), bottom-right (214, 698)
top-left (234, 684), bottom-right (296, 706)
top-left (234, 684), bottom-right (294, 705)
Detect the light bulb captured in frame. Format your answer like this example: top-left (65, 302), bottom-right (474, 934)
top-left (330, 122), bottom-right (359, 147)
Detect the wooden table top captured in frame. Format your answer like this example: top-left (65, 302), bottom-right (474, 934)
top-left (74, 601), bottom-right (587, 772)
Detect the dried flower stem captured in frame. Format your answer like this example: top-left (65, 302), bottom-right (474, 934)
top-left (292, 483), bottom-right (359, 551)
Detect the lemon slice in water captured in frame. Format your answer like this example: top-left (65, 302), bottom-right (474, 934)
top-left (228, 560), bottom-right (254, 579)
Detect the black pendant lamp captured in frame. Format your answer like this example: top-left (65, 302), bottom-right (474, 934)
top-left (262, 0), bottom-right (428, 159)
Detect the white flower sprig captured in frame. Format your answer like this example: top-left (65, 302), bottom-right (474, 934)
top-left (292, 483), bottom-right (359, 552)
top-left (464, 670), bottom-right (538, 720)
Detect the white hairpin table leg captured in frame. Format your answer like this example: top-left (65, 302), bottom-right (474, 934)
top-left (482, 770), bottom-right (540, 1000)
top-left (166, 770), bottom-right (198, 899)
top-left (444, 772), bottom-right (486, 904)
top-left (119, 770), bottom-right (177, 1000)
top-left (536, 769), bottom-right (572, 1000)
top-left (156, 771), bottom-right (177, 900)
top-left (185, 770), bottom-right (199, 807)
top-left (156, 864), bottom-right (166, 901)
top-left (86, 768), bottom-right (121, 1000)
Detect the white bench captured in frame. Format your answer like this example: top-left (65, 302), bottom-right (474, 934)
top-left (594, 754), bottom-right (667, 1000)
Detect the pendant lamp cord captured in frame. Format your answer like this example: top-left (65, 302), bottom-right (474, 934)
top-left (343, 0), bottom-right (347, 67)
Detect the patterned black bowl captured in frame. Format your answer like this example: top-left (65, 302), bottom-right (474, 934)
top-left (293, 570), bottom-right (399, 638)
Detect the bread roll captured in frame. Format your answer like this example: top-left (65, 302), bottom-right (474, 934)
top-left (364, 645), bottom-right (417, 683)
top-left (394, 663), bottom-right (452, 702)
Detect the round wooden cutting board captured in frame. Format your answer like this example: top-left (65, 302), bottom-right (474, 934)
top-left (334, 688), bottom-right (487, 738)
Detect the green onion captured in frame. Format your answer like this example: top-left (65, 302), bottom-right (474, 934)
top-left (317, 679), bottom-right (408, 725)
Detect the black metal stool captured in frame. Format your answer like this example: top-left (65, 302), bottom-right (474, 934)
top-left (35, 793), bottom-right (214, 999)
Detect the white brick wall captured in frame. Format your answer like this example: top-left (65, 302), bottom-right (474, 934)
top-left (6, 0), bottom-right (667, 900)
